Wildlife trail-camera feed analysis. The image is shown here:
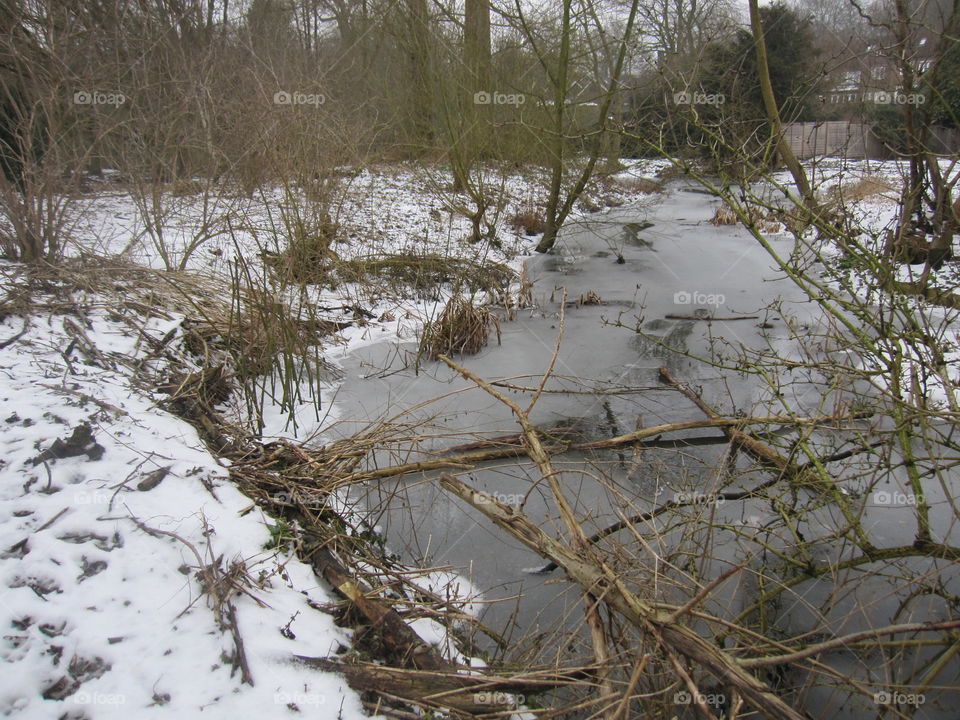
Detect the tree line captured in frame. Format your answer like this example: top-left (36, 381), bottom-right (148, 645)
top-left (0, 0), bottom-right (958, 260)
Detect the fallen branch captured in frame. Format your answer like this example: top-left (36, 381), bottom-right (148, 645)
top-left (126, 512), bottom-right (258, 685)
top-left (0, 316), bottom-right (29, 349)
top-left (436, 347), bottom-right (804, 720)
top-left (664, 314), bottom-right (759, 321)
top-left (303, 539), bottom-right (451, 672)
top-left (327, 414), bottom-right (865, 487)
top-left (38, 383), bottom-right (126, 417)
top-left (532, 477), bottom-right (780, 573)
top-left (440, 297), bottom-right (621, 720)
top-left (657, 366), bottom-right (795, 472)
top-left (294, 656), bottom-right (589, 713)
top-left (739, 619), bottom-right (960, 668)
top-left (437, 473), bottom-right (806, 720)
top-left (575, 416), bottom-right (850, 452)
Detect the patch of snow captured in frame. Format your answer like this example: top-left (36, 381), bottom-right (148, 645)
top-left (0, 299), bottom-right (378, 719)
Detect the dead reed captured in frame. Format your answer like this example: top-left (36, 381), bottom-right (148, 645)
top-left (419, 294), bottom-right (501, 360)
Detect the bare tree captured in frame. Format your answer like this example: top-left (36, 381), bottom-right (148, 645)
top-left (492, 0), bottom-right (641, 252)
top-left (850, 0), bottom-right (960, 285)
top-left (637, 0), bottom-right (739, 61)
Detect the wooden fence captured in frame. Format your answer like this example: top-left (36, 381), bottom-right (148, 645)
top-left (783, 121), bottom-right (960, 159)
top-left (783, 121), bottom-right (885, 159)
top-left (928, 125), bottom-right (960, 155)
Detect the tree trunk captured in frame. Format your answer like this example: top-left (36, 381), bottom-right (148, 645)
top-left (465, 0), bottom-right (492, 95)
top-left (748, 0), bottom-right (814, 210)
top-left (537, 0), bottom-right (573, 253)
top-left (888, 0), bottom-right (959, 285)
top-left (451, 0), bottom-right (492, 192)
top-left (600, 86), bottom-right (623, 172)
top-left (405, 0), bottom-right (433, 147)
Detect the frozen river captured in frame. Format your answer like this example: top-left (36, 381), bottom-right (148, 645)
top-left (325, 180), bottom-right (960, 718)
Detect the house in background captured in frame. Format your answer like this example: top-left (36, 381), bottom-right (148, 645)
top-left (786, 27), bottom-right (958, 159)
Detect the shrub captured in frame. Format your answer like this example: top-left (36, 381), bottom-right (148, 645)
top-left (262, 213), bottom-right (339, 284)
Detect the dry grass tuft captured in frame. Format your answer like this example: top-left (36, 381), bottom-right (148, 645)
top-left (576, 290), bottom-right (603, 306)
top-left (508, 206), bottom-right (546, 236)
top-left (181, 288), bottom-right (344, 382)
top-left (822, 175), bottom-right (898, 206)
top-left (710, 204), bottom-right (783, 233)
top-left (420, 295), bottom-right (500, 360)
top-left (499, 264), bottom-right (534, 321)
top-left (337, 253), bottom-right (515, 296)
top-left (710, 205), bottom-right (739, 225)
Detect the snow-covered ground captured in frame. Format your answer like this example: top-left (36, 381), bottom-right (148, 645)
top-left (0, 290), bottom-right (377, 719)
top-left (68, 160), bottom-right (665, 277)
top-left (737, 156), bottom-right (960, 408)
top-left (58, 161), bottom-right (668, 439)
top-left (815, 159), bottom-right (960, 409)
top-left (3, 154), bottom-right (957, 717)
top-left (0, 273), bottom-right (497, 718)
top-left (0, 161), bottom-right (665, 718)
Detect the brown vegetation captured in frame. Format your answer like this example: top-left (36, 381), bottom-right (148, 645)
top-left (337, 253), bottom-right (515, 296)
top-left (419, 294), bottom-right (500, 359)
top-left (710, 203), bottom-right (782, 233)
top-left (822, 175), bottom-right (898, 205)
top-left (508, 206), bottom-right (547, 236)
